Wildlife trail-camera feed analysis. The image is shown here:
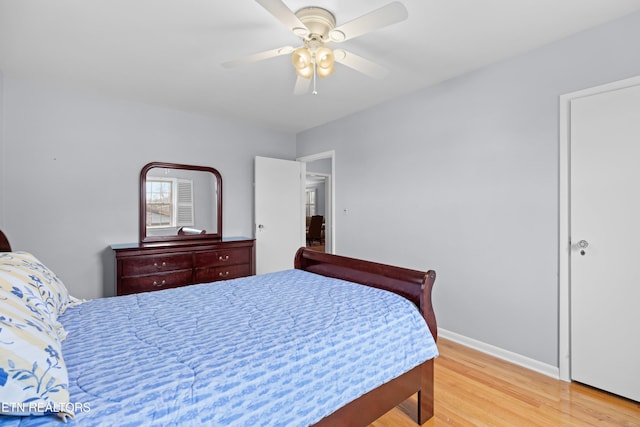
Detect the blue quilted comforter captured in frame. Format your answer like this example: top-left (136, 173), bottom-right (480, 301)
top-left (1, 269), bottom-right (438, 426)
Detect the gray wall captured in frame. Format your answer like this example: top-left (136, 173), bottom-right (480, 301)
top-left (306, 158), bottom-right (331, 175)
top-left (1, 77), bottom-right (295, 299)
top-left (296, 12), bottom-right (640, 367)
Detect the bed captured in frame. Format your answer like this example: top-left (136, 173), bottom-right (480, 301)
top-left (0, 230), bottom-right (438, 426)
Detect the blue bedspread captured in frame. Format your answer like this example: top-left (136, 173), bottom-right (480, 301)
top-left (1, 269), bottom-right (438, 426)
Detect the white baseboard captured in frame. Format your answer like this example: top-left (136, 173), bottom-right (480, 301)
top-left (438, 328), bottom-right (560, 379)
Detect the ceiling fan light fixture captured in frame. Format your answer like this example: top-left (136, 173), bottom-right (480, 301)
top-left (317, 64), bottom-right (334, 78)
top-left (315, 47), bottom-right (335, 78)
top-left (297, 64), bottom-right (314, 79)
top-left (227, 2), bottom-right (408, 92)
top-left (316, 47), bottom-right (334, 68)
top-left (292, 47), bottom-right (312, 69)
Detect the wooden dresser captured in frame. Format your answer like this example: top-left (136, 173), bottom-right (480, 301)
top-left (112, 237), bottom-right (255, 296)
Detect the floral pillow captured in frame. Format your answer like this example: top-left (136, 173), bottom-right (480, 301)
top-left (0, 252), bottom-right (80, 323)
top-left (0, 272), bottom-right (73, 420)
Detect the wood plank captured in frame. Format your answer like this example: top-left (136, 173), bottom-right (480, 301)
top-left (370, 339), bottom-right (640, 426)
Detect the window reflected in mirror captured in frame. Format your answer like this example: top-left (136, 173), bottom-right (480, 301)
top-left (146, 177), bottom-right (194, 229)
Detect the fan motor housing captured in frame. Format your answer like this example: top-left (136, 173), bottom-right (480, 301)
top-left (295, 7), bottom-right (336, 41)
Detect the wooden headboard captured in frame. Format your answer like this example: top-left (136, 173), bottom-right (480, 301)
top-left (0, 230), bottom-right (11, 252)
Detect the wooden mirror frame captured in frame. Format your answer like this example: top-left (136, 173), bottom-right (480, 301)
top-left (139, 162), bottom-right (222, 244)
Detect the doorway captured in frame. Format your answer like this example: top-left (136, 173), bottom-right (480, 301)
top-left (297, 150), bottom-right (335, 254)
top-left (559, 76), bottom-right (640, 398)
top-left (305, 173), bottom-right (328, 252)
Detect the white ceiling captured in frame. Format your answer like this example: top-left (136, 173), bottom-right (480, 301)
top-left (2, 0), bottom-right (640, 133)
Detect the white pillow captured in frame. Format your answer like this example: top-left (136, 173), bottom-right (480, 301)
top-left (0, 253), bottom-right (76, 420)
top-left (0, 252), bottom-right (80, 322)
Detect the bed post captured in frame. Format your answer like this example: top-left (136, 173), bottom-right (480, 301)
top-left (420, 270), bottom-right (437, 341)
top-left (0, 230), bottom-right (11, 252)
top-left (418, 269), bottom-right (436, 424)
top-left (418, 359), bottom-right (435, 423)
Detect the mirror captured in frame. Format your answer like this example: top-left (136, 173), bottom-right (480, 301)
top-left (140, 162), bottom-right (222, 243)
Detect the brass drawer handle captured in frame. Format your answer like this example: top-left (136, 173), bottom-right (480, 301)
top-left (218, 255), bottom-right (230, 261)
top-left (152, 279), bottom-right (166, 287)
top-left (219, 271), bottom-right (229, 278)
top-left (153, 261), bottom-right (167, 268)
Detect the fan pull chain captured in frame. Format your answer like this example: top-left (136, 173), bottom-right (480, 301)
top-left (312, 62), bottom-right (318, 95)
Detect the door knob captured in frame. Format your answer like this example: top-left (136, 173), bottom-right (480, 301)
top-left (576, 239), bottom-right (589, 256)
top-left (577, 240), bottom-right (589, 249)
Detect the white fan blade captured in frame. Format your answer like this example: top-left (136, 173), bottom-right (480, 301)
top-left (255, 0), bottom-right (310, 37)
top-left (329, 2), bottom-right (408, 42)
top-left (333, 49), bottom-right (388, 79)
top-left (222, 46), bottom-right (294, 68)
top-left (293, 75), bottom-right (311, 95)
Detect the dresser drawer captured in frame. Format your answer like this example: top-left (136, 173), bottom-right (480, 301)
top-left (113, 238), bottom-right (254, 296)
top-left (120, 253), bottom-right (193, 277)
top-left (119, 270), bottom-right (193, 295)
top-left (194, 247), bottom-right (251, 267)
top-left (194, 263), bottom-right (252, 283)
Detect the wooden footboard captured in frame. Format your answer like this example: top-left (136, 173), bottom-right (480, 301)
top-left (294, 248), bottom-right (437, 425)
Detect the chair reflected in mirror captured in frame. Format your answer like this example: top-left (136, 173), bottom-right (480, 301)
top-left (306, 215), bottom-right (324, 249)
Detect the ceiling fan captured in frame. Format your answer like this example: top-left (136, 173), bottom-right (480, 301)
top-left (222, 0), bottom-right (408, 95)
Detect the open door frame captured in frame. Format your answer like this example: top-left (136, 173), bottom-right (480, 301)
top-left (297, 150), bottom-right (335, 254)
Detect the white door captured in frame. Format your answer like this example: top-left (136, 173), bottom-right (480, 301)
top-left (254, 156), bottom-right (305, 274)
top-left (570, 83), bottom-right (640, 401)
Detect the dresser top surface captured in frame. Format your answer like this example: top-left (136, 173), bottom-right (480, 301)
top-left (112, 236), bottom-right (253, 251)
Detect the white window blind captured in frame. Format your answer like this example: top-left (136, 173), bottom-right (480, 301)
top-left (176, 179), bottom-right (194, 226)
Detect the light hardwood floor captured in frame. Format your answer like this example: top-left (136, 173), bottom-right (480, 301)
top-left (370, 338), bottom-right (640, 427)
